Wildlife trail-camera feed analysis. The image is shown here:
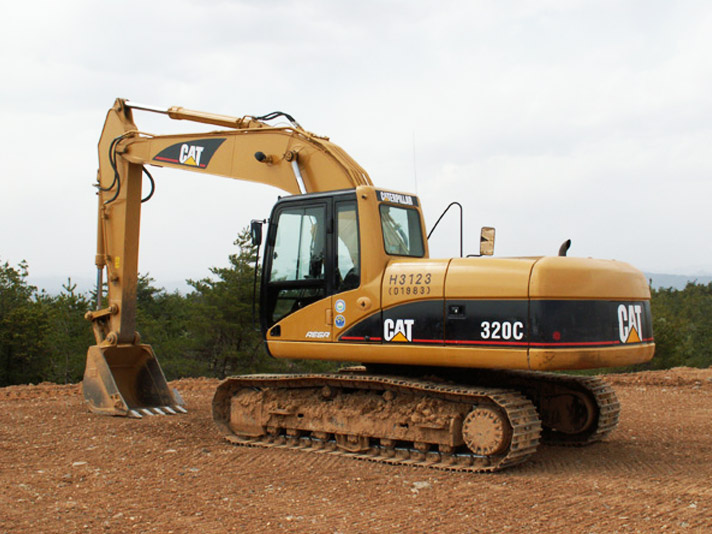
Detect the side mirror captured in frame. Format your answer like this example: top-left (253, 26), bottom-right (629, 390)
top-left (250, 220), bottom-right (263, 247)
top-left (479, 227), bottom-right (495, 256)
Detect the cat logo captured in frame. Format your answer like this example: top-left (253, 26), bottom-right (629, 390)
top-left (153, 138), bottom-right (226, 169)
top-left (384, 318), bottom-right (414, 342)
top-left (178, 144), bottom-right (204, 167)
top-left (618, 304), bottom-right (643, 343)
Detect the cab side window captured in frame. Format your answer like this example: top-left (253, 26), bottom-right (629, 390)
top-left (379, 204), bottom-right (425, 257)
top-left (336, 201), bottom-right (360, 292)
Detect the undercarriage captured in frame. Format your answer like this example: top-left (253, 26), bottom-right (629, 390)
top-left (212, 368), bottom-right (620, 472)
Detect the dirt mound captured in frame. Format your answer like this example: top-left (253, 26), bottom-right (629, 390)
top-left (0, 381), bottom-right (81, 400)
top-left (606, 366), bottom-right (712, 388)
top-left (1, 369), bottom-right (711, 533)
top-left (170, 376), bottom-right (221, 392)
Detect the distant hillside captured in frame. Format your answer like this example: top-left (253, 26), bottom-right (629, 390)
top-left (645, 273), bottom-right (712, 290)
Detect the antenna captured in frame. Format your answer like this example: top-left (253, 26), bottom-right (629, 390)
top-left (412, 130), bottom-right (418, 195)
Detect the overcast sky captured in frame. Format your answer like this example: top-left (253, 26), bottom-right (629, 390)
top-left (2, 0), bottom-right (711, 292)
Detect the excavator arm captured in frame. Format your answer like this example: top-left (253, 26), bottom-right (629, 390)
top-left (83, 98), bottom-right (371, 417)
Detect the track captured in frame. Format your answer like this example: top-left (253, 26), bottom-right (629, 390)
top-left (213, 373), bottom-right (542, 473)
top-left (363, 366), bottom-right (622, 447)
top-left (536, 372), bottom-right (620, 445)
top-left (457, 369), bottom-right (621, 446)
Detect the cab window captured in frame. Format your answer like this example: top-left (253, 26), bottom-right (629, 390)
top-left (336, 201), bottom-right (360, 291)
top-left (269, 206), bottom-right (326, 282)
top-left (379, 204), bottom-right (424, 257)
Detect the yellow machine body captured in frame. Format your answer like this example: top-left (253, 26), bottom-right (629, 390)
top-left (261, 188), bottom-right (653, 371)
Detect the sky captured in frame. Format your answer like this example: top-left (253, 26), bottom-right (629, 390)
top-left (1, 0), bottom-right (711, 293)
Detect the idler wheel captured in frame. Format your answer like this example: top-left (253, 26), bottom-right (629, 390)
top-left (462, 406), bottom-right (512, 456)
top-left (542, 391), bottom-right (596, 435)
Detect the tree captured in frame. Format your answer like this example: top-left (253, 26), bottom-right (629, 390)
top-left (629, 282), bottom-right (712, 371)
top-left (43, 280), bottom-right (95, 384)
top-left (186, 229), bottom-right (265, 377)
top-left (0, 260), bottom-right (51, 386)
top-left (134, 274), bottom-right (212, 380)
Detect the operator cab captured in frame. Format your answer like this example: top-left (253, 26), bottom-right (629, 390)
top-left (259, 188), bottom-right (427, 333)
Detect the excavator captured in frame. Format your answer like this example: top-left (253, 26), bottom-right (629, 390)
top-left (83, 98), bottom-right (654, 472)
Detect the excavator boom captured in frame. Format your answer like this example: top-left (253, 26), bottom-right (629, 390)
top-left (84, 98), bottom-right (371, 416)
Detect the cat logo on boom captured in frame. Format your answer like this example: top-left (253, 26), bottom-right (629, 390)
top-left (384, 319), bottom-right (414, 342)
top-left (153, 138), bottom-right (226, 169)
top-left (179, 144), bottom-right (204, 166)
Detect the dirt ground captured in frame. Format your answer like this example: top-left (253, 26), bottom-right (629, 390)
top-left (1, 368), bottom-right (711, 534)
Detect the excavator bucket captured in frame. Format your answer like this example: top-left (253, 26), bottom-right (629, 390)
top-left (82, 344), bottom-right (186, 418)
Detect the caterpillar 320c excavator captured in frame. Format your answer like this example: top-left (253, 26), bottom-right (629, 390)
top-left (84, 98), bottom-right (654, 472)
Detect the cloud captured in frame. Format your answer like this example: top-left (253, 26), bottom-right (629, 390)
top-left (2, 0), bottom-right (711, 287)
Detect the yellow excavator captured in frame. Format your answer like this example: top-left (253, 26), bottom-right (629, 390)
top-left (83, 98), bottom-right (654, 472)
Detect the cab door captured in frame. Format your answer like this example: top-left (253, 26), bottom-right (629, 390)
top-left (261, 199), bottom-right (333, 340)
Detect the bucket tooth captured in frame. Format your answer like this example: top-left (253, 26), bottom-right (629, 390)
top-left (129, 410), bottom-right (143, 419)
top-left (172, 389), bottom-right (185, 406)
top-left (174, 406), bottom-right (188, 414)
top-left (164, 406), bottom-right (177, 415)
top-left (141, 408), bottom-right (155, 416)
top-left (153, 407), bottom-right (166, 415)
